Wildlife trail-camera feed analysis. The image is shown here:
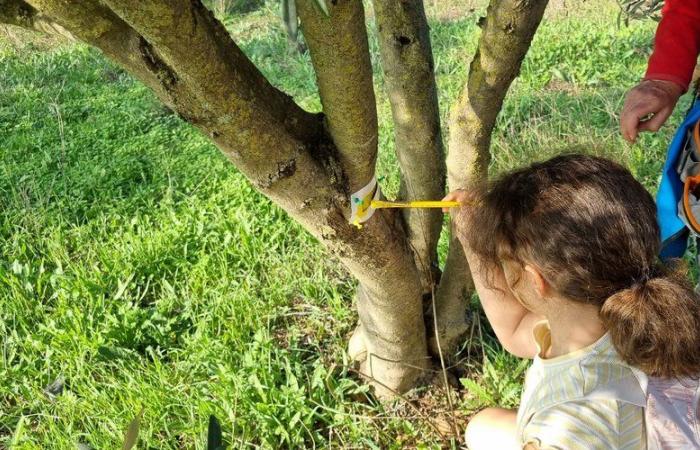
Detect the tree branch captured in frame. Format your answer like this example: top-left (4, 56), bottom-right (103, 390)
top-left (447, 0), bottom-right (549, 188)
top-left (24, 0), bottom-right (333, 203)
top-left (296, 0), bottom-right (378, 193)
top-left (434, 0), bottom-right (550, 356)
top-left (372, 0), bottom-right (445, 293)
top-left (21, 0), bottom-right (197, 112)
top-left (97, 0), bottom-right (322, 146)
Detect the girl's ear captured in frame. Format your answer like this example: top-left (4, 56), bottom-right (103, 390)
top-left (524, 264), bottom-right (549, 298)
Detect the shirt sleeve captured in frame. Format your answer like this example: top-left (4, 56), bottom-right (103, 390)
top-left (644, 0), bottom-right (700, 92)
top-left (521, 400), bottom-right (644, 450)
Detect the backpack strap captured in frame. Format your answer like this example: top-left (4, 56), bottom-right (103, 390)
top-left (657, 93), bottom-right (700, 259)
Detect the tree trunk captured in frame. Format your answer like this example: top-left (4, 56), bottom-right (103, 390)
top-left (296, 0), bottom-right (430, 395)
top-left (434, 0), bottom-right (550, 356)
top-left (371, 0), bottom-right (446, 295)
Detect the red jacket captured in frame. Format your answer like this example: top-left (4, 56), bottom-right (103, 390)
top-left (645, 0), bottom-right (700, 91)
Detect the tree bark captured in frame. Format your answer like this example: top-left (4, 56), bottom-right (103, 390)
top-left (447, 0), bottom-right (550, 188)
top-left (434, 0), bottom-right (550, 356)
top-left (371, 0), bottom-right (446, 296)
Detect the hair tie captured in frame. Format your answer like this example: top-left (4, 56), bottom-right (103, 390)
top-left (633, 274), bottom-right (650, 288)
top-left (633, 263), bottom-right (664, 287)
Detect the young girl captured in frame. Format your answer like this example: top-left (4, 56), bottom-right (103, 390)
top-left (446, 154), bottom-right (700, 449)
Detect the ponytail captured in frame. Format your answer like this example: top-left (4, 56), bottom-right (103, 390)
top-left (601, 261), bottom-right (700, 378)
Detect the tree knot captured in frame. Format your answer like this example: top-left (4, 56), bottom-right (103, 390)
top-left (138, 37), bottom-right (179, 92)
top-left (258, 157), bottom-right (298, 189)
top-left (394, 34), bottom-right (413, 47)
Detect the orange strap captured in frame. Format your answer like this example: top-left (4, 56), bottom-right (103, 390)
top-left (683, 174), bottom-right (700, 233)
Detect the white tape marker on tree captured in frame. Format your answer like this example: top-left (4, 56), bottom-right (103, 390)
top-left (349, 176), bottom-right (381, 228)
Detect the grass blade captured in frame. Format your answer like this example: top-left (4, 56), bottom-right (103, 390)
top-left (11, 415), bottom-right (26, 447)
top-left (313, 0), bottom-right (329, 16)
top-left (122, 407), bottom-right (144, 450)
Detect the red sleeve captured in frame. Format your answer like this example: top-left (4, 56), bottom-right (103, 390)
top-left (644, 0), bottom-right (700, 92)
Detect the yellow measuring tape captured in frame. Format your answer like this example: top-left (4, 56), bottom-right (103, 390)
top-left (370, 200), bottom-right (461, 209)
top-left (352, 200), bottom-right (462, 228)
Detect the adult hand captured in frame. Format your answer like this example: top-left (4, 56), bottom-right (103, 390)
top-left (620, 79), bottom-right (684, 143)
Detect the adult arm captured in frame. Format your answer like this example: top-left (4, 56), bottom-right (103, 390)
top-left (645, 0), bottom-right (700, 91)
top-left (620, 0), bottom-right (700, 142)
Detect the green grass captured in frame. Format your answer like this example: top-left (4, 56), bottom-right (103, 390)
top-left (0, 3), bottom-right (682, 449)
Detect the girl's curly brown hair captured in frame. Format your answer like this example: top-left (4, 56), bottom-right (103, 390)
top-left (457, 154), bottom-right (700, 378)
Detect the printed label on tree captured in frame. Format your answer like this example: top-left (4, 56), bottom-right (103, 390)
top-left (349, 176), bottom-right (380, 227)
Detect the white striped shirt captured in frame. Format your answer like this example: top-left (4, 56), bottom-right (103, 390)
top-left (515, 321), bottom-right (646, 449)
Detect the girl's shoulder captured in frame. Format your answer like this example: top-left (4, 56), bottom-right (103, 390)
top-left (518, 354), bottom-right (642, 426)
top-left (522, 332), bottom-right (637, 408)
top-left (517, 333), bottom-right (646, 447)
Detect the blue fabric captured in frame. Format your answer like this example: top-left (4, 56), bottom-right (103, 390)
top-left (657, 101), bottom-right (700, 259)
top-left (660, 229), bottom-right (689, 259)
